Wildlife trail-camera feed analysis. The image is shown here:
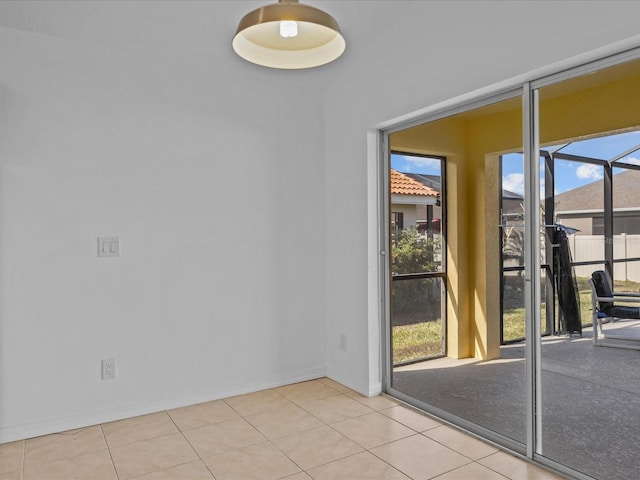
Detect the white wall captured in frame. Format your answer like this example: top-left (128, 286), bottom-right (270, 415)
top-left (0, 26), bottom-right (326, 442)
top-left (390, 204), bottom-right (418, 231)
top-left (323, 1), bottom-right (640, 395)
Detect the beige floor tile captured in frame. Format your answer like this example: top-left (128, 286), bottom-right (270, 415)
top-left (0, 470), bottom-right (21, 480)
top-left (245, 404), bottom-right (324, 440)
top-left (24, 426), bottom-right (107, 465)
top-left (330, 412), bottom-right (414, 449)
top-left (370, 434), bottom-right (470, 479)
top-left (0, 440), bottom-right (24, 474)
top-left (102, 412), bottom-right (178, 448)
top-left (129, 460), bottom-right (214, 479)
top-left (167, 399), bottom-right (239, 431)
top-left (424, 425), bottom-right (499, 460)
top-left (273, 425), bottom-right (363, 470)
top-left (380, 405), bottom-right (443, 432)
top-left (182, 417), bottom-right (266, 457)
top-left (23, 449), bottom-right (117, 480)
top-left (432, 462), bottom-right (510, 479)
top-left (282, 473), bottom-right (313, 480)
top-left (306, 451), bottom-right (411, 480)
top-left (204, 442), bottom-right (300, 480)
top-left (224, 389), bottom-right (294, 417)
top-left (275, 380), bottom-right (341, 403)
top-left (316, 378), bottom-right (354, 394)
top-left (298, 394), bottom-right (374, 424)
top-left (110, 432), bottom-right (198, 479)
top-left (478, 451), bottom-right (566, 479)
top-left (346, 392), bottom-right (399, 410)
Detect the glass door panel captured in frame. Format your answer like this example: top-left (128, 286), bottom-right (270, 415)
top-left (537, 57), bottom-right (640, 480)
top-left (388, 94), bottom-right (526, 446)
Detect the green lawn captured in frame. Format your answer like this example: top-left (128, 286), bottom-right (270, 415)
top-left (392, 276), bottom-right (640, 364)
top-left (392, 320), bottom-right (442, 364)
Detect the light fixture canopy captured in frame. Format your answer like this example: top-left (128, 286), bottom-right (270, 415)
top-left (232, 0), bottom-right (346, 69)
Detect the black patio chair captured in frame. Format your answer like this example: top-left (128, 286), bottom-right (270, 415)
top-left (590, 270), bottom-right (640, 349)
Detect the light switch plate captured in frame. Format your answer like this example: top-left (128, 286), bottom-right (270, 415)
top-left (98, 237), bottom-right (120, 257)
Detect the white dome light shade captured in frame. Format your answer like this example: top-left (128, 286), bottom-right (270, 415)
top-left (232, 0), bottom-right (346, 69)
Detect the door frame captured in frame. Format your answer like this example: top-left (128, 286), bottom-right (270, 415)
top-left (375, 44), bottom-right (640, 479)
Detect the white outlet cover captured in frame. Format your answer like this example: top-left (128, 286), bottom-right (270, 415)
top-left (102, 358), bottom-right (116, 380)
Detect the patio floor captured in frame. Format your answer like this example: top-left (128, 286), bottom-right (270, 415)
top-left (392, 319), bottom-right (640, 480)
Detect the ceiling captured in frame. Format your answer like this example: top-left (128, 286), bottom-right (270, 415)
top-left (0, 1), bottom-right (333, 52)
top-left (0, 1), bottom-right (402, 87)
top-left (4, 1), bottom-right (640, 99)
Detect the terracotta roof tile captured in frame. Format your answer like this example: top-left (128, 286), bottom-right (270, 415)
top-left (390, 169), bottom-right (438, 197)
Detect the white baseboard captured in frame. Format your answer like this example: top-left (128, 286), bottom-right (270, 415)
top-left (0, 366), bottom-right (327, 444)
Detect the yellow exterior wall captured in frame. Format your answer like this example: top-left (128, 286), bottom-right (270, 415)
top-left (465, 104), bottom-right (522, 360)
top-left (539, 70), bottom-right (640, 145)
top-left (390, 61), bottom-right (640, 361)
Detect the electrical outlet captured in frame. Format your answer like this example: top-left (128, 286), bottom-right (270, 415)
top-left (102, 358), bottom-right (116, 380)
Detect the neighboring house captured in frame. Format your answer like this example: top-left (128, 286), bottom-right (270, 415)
top-left (501, 189), bottom-right (525, 223)
top-left (555, 169), bottom-right (640, 235)
top-left (390, 169), bottom-right (439, 236)
top-left (392, 170), bottom-right (524, 234)
top-left (403, 173), bottom-right (443, 234)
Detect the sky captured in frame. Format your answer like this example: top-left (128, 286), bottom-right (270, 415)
top-left (390, 154), bottom-right (442, 176)
top-left (392, 130), bottom-right (640, 196)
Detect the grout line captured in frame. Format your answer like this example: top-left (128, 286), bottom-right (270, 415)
top-left (166, 403), bottom-right (270, 479)
top-left (99, 425), bottom-right (120, 480)
top-left (165, 409), bottom-right (202, 462)
top-left (222, 389), bottom-right (292, 418)
top-left (418, 431), bottom-right (488, 463)
top-left (302, 450), bottom-right (371, 477)
top-left (20, 426), bottom-right (112, 471)
top-left (20, 439), bottom-right (25, 480)
top-left (359, 449), bottom-right (415, 480)
top-left (367, 438), bottom-right (476, 480)
top-left (238, 383), bottom-right (380, 477)
top-left (266, 439), bottom-right (306, 477)
top-left (472, 458), bottom-right (514, 480)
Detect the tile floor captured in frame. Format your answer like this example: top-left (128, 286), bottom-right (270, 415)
top-left (0, 378), bottom-right (565, 480)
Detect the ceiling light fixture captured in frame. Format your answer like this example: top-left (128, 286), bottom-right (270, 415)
top-left (232, 0), bottom-right (346, 69)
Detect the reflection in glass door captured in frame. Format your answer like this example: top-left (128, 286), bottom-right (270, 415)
top-left (535, 57), bottom-right (640, 480)
top-left (500, 153), bottom-right (551, 344)
top-left (500, 152), bottom-right (527, 343)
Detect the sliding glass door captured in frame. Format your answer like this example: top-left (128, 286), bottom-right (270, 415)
top-left (383, 51), bottom-right (640, 480)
